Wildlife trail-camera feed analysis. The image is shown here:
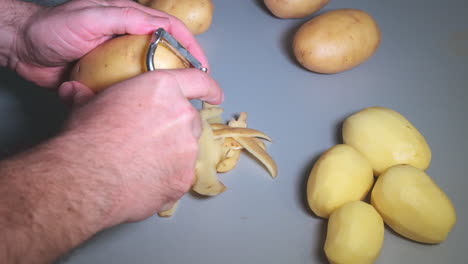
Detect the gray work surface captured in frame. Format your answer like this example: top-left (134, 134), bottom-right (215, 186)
top-left (1, 0), bottom-right (467, 263)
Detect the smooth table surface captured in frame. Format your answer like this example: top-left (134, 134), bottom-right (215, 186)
top-left (1, 0), bottom-right (467, 263)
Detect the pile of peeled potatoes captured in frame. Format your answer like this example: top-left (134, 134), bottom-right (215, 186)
top-left (307, 106), bottom-right (456, 264)
top-left (68, 0), bottom-right (457, 263)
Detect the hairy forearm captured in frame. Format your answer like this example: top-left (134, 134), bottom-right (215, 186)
top-left (0, 132), bottom-right (121, 264)
top-left (0, 0), bottom-right (42, 68)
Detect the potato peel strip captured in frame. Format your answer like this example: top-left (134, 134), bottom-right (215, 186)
top-left (235, 137), bottom-right (278, 178)
top-left (213, 128), bottom-right (272, 142)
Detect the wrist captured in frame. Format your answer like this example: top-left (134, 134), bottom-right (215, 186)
top-left (0, 0), bottom-right (42, 68)
top-left (34, 131), bottom-right (124, 231)
top-left (0, 131), bottom-right (123, 263)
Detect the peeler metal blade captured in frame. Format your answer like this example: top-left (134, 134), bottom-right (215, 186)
top-left (146, 28), bottom-right (208, 72)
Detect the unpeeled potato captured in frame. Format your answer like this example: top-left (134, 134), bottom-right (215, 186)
top-left (371, 165), bottom-right (457, 244)
top-left (70, 34), bottom-right (187, 93)
top-left (139, 0), bottom-right (214, 35)
top-left (342, 106), bottom-right (432, 175)
top-left (264, 0), bottom-right (329, 19)
top-left (293, 9), bottom-right (381, 73)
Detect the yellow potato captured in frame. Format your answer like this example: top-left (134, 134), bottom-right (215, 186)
top-left (192, 111), bottom-right (226, 196)
top-left (263, 0), bottom-right (329, 19)
top-left (293, 9), bottom-right (381, 73)
top-left (70, 34), bottom-right (187, 93)
top-left (203, 102), bottom-right (224, 124)
top-left (216, 149), bottom-right (241, 173)
top-left (158, 201), bottom-right (179, 217)
top-left (140, 0), bottom-right (214, 35)
top-left (216, 137), bottom-right (242, 173)
top-left (325, 201), bottom-right (384, 264)
top-left (371, 165), bottom-right (457, 244)
top-left (307, 144), bottom-right (374, 218)
top-left (342, 106), bottom-right (432, 175)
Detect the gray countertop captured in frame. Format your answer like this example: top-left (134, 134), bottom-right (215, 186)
top-left (1, 0), bottom-right (467, 263)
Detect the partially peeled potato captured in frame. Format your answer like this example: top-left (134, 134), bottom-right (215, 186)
top-left (70, 34), bottom-right (187, 93)
top-left (70, 35), bottom-right (277, 218)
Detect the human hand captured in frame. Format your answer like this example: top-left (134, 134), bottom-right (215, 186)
top-left (0, 69), bottom-right (222, 263)
top-left (60, 69), bottom-right (222, 226)
top-left (11, 0), bottom-right (209, 92)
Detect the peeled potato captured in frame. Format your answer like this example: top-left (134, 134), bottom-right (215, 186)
top-left (342, 106), bottom-right (432, 175)
top-left (140, 0), bottom-right (214, 35)
top-left (70, 34), bottom-right (187, 93)
top-left (293, 9), bottom-right (381, 73)
top-left (264, 0), bottom-right (329, 19)
top-left (192, 111), bottom-right (226, 196)
top-left (307, 144), bottom-right (374, 218)
top-left (216, 149), bottom-right (241, 173)
top-left (371, 165), bottom-right (457, 244)
top-left (325, 201), bottom-right (384, 264)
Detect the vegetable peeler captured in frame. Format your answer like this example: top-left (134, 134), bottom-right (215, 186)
top-left (146, 28), bottom-right (208, 72)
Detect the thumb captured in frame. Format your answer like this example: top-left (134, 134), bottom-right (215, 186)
top-left (58, 81), bottom-right (95, 107)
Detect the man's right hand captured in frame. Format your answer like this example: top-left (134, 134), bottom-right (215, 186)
top-left (59, 69), bottom-right (223, 226)
top-left (0, 69), bottom-right (222, 264)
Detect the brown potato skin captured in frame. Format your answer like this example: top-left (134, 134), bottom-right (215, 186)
top-left (293, 9), bottom-right (381, 74)
top-left (264, 0), bottom-right (329, 19)
top-left (70, 35), bottom-right (187, 93)
top-left (141, 0), bottom-right (214, 35)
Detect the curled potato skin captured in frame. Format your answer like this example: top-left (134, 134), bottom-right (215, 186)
top-left (293, 8), bottom-right (381, 74)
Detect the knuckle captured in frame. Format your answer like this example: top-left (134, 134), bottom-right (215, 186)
top-left (180, 103), bottom-right (198, 120)
top-left (102, 0), bottom-right (127, 7)
top-left (119, 6), bottom-right (139, 20)
top-left (148, 70), bottom-right (176, 87)
top-left (169, 100), bottom-right (198, 123)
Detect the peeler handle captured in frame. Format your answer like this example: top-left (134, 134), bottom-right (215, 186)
top-left (146, 28), bottom-right (208, 73)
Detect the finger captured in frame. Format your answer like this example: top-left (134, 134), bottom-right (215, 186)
top-left (87, 7), bottom-right (170, 36)
top-left (15, 64), bottom-right (66, 89)
top-left (144, 69), bottom-right (223, 104)
top-left (59, 81), bottom-right (95, 107)
top-left (164, 18), bottom-right (211, 72)
top-left (94, 0), bottom-right (210, 71)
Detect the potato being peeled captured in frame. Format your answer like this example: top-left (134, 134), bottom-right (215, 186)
top-left (371, 165), bottom-right (457, 244)
top-left (264, 0), bottom-right (329, 19)
top-left (342, 106), bottom-right (432, 175)
top-left (139, 0), bottom-right (214, 35)
top-left (70, 34), bottom-right (187, 93)
top-left (293, 9), bottom-right (381, 73)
